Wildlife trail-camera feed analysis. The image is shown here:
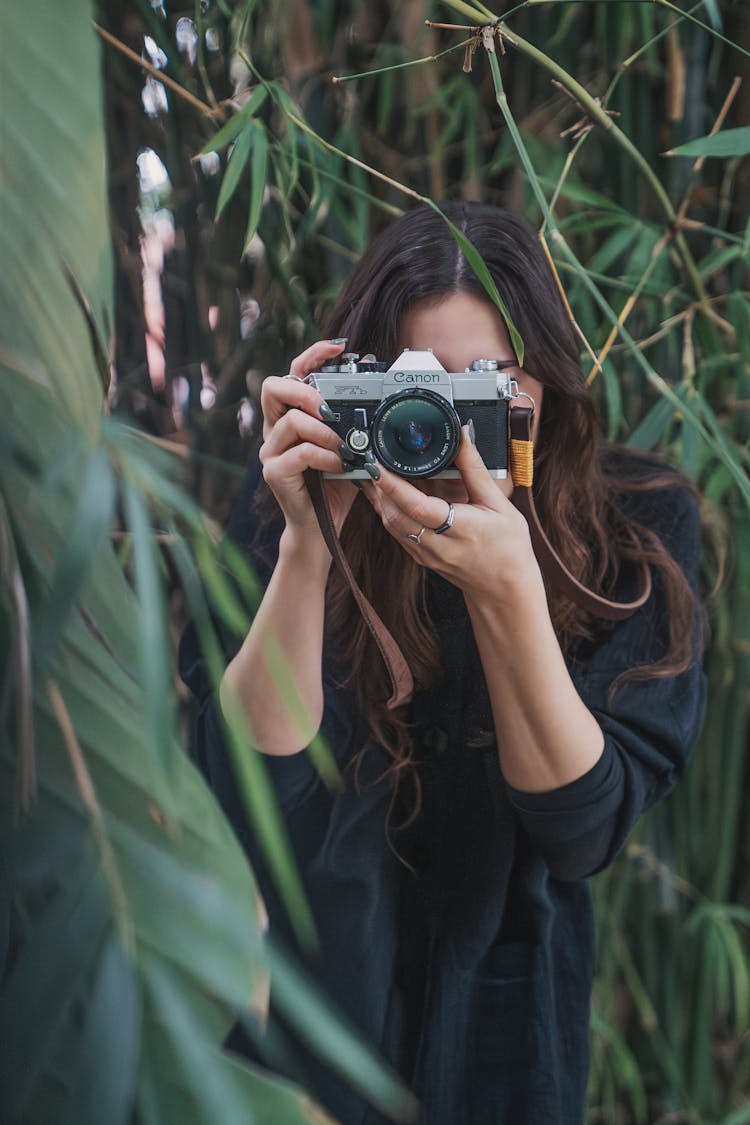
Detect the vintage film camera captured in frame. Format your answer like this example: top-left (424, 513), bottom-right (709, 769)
top-left (306, 349), bottom-right (520, 479)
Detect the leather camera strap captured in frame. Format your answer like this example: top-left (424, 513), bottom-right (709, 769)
top-left (305, 408), bottom-right (652, 709)
top-left (508, 407), bottom-right (651, 621)
top-left (304, 468), bottom-right (414, 709)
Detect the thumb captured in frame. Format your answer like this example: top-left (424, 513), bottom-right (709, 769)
top-left (454, 424), bottom-right (505, 509)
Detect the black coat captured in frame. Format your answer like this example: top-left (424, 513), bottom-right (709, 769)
top-left (179, 455), bottom-right (706, 1125)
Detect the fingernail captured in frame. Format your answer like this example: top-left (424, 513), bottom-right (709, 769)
top-left (363, 450), bottom-right (376, 464)
top-left (320, 401), bottom-right (336, 422)
top-left (338, 442), bottom-right (355, 463)
top-left (466, 419), bottom-right (476, 445)
top-left (329, 337), bottom-right (348, 346)
top-left (340, 460), bottom-right (355, 473)
top-left (364, 461), bottom-right (381, 480)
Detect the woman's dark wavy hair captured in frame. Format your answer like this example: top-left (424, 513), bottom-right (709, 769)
top-left (256, 202), bottom-right (702, 815)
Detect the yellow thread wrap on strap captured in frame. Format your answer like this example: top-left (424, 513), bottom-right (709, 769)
top-left (510, 439), bottom-right (534, 488)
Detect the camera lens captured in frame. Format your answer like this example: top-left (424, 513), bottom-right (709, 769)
top-left (372, 389), bottom-right (461, 477)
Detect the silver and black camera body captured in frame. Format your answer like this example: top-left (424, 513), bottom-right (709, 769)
top-left (306, 348), bottom-right (519, 480)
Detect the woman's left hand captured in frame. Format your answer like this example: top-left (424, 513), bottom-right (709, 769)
top-left (361, 426), bottom-right (544, 606)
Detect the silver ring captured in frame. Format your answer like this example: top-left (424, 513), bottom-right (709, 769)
top-left (433, 503), bottom-right (455, 536)
top-left (406, 526), bottom-right (427, 545)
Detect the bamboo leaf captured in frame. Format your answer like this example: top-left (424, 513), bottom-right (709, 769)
top-left (199, 86), bottom-right (268, 155)
top-left (243, 125), bottom-right (269, 251)
top-left (427, 203), bottom-right (525, 365)
top-left (666, 126), bottom-right (750, 159)
top-left (600, 358), bottom-right (623, 440)
top-left (719, 1104), bottom-right (750, 1125)
top-left (121, 479), bottom-right (178, 785)
top-left (140, 954), bottom-right (330, 1125)
top-left (700, 0), bottom-right (722, 31)
top-left (58, 934), bottom-right (140, 1125)
top-left (0, 0), bottom-right (112, 435)
top-left (626, 393), bottom-right (677, 451)
top-left (0, 846), bottom-right (109, 1122)
top-left (266, 940), bottom-right (420, 1122)
top-left (216, 125), bottom-right (254, 219)
top-left (166, 532), bottom-right (326, 953)
top-left (34, 445), bottom-right (116, 660)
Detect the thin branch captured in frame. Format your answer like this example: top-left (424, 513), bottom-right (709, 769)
top-left (333, 39), bottom-right (471, 84)
top-left (94, 22), bottom-right (217, 118)
top-left (588, 251), bottom-right (666, 385)
top-left (267, 98), bottom-right (428, 206)
top-left (537, 233), bottom-right (602, 378)
top-left (652, 0), bottom-right (750, 60)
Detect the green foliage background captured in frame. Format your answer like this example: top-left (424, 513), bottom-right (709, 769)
top-left (1, 1), bottom-right (749, 1123)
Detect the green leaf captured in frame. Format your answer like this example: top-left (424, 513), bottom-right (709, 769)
top-left (0, 846), bottom-right (109, 1121)
top-left (58, 935), bottom-right (140, 1125)
top-left (588, 222), bottom-right (642, 276)
top-left (666, 127), bottom-right (750, 159)
top-left (140, 955), bottom-right (332, 1125)
top-left (121, 479), bottom-right (179, 787)
top-left (199, 86), bottom-right (268, 155)
top-left (537, 175), bottom-right (627, 215)
top-left (720, 1104), bottom-right (750, 1125)
top-left (166, 533), bottom-right (324, 954)
top-left (216, 125), bottom-right (254, 219)
top-left (600, 358), bottom-right (623, 440)
top-left (625, 394), bottom-right (675, 451)
top-left (0, 0), bottom-right (112, 436)
top-left (34, 445), bottom-right (116, 660)
top-left (700, 0), bottom-right (722, 31)
top-left (266, 940), bottom-right (420, 1122)
top-left (428, 203), bottom-right (525, 365)
top-left (219, 685), bottom-right (320, 955)
top-left (195, 533), bottom-right (253, 635)
top-left (243, 126), bottom-right (270, 251)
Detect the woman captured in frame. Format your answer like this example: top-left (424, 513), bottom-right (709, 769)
top-left (180, 202), bottom-right (705, 1125)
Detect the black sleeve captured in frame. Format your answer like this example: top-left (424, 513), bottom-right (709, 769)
top-left (506, 484), bottom-right (706, 881)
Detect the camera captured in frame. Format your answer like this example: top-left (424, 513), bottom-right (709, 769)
top-left (306, 349), bottom-right (520, 479)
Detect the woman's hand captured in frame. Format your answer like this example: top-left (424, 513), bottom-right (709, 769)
top-left (361, 427), bottom-right (544, 608)
top-left (259, 340), bottom-right (358, 545)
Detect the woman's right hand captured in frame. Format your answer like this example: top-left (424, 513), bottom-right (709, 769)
top-left (259, 339), bottom-right (358, 543)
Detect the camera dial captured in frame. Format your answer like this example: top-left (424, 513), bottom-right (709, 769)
top-left (347, 408), bottom-right (371, 453)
